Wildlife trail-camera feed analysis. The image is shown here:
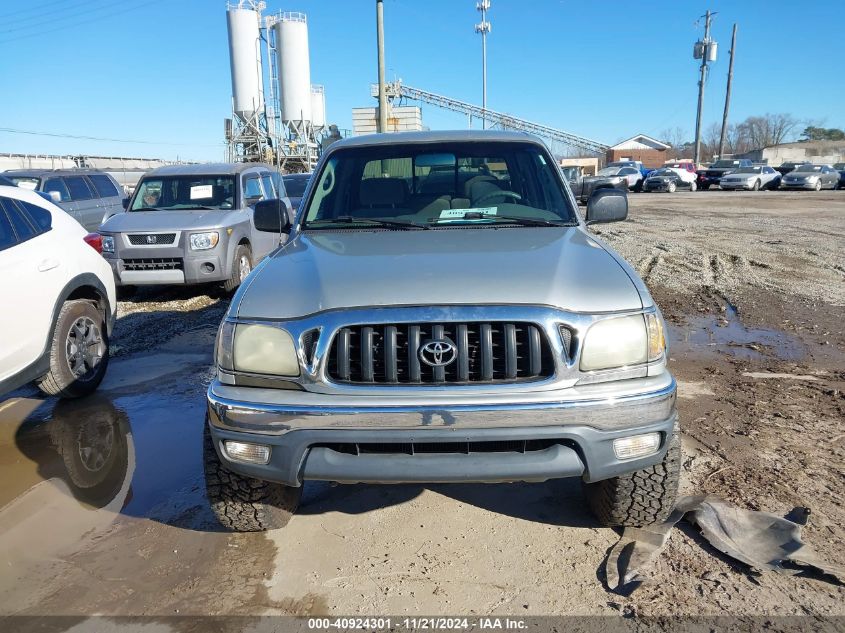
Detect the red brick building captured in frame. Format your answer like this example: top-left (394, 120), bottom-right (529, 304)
top-left (606, 134), bottom-right (670, 168)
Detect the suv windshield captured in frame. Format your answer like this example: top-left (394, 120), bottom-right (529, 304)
top-left (283, 175), bottom-right (310, 197)
top-left (131, 176), bottom-right (236, 211)
top-left (734, 167), bottom-right (762, 174)
top-left (9, 177), bottom-right (39, 190)
top-left (302, 142), bottom-right (576, 228)
top-left (712, 160), bottom-right (741, 168)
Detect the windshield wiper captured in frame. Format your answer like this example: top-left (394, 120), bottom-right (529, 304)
top-left (306, 216), bottom-right (430, 230)
top-left (434, 212), bottom-right (572, 227)
top-left (130, 207), bottom-right (160, 212)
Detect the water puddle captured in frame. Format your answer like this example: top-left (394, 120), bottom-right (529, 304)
top-left (668, 305), bottom-right (806, 361)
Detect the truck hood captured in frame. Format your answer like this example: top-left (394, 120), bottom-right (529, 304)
top-left (236, 227), bottom-right (644, 319)
top-left (99, 209), bottom-right (241, 233)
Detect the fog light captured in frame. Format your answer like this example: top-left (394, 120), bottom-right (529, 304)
top-left (613, 433), bottom-right (661, 460)
top-left (223, 440), bottom-right (270, 465)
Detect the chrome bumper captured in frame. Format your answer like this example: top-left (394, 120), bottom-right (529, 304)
top-left (206, 376), bottom-right (678, 486)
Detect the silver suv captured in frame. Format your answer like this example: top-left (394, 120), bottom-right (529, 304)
top-left (2, 169), bottom-right (125, 232)
top-left (98, 163), bottom-right (290, 293)
top-left (204, 131), bottom-right (679, 532)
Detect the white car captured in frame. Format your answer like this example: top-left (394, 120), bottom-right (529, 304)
top-left (719, 165), bottom-right (781, 191)
top-left (0, 186), bottom-right (116, 398)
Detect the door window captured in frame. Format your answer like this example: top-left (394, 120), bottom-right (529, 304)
top-left (43, 178), bottom-right (71, 202)
top-left (260, 174), bottom-right (276, 198)
top-left (0, 198), bottom-right (37, 243)
top-left (0, 198), bottom-right (17, 251)
top-left (243, 177), bottom-right (265, 206)
top-left (65, 176), bottom-right (95, 201)
top-left (88, 174), bottom-right (120, 198)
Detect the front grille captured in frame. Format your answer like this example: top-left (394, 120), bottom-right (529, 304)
top-left (127, 233), bottom-right (176, 245)
top-left (314, 438), bottom-right (572, 455)
top-left (123, 257), bottom-right (183, 271)
top-left (327, 322), bottom-right (555, 385)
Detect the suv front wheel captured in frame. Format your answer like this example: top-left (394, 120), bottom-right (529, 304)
top-left (204, 425), bottom-right (301, 532)
top-left (36, 299), bottom-right (109, 398)
top-left (583, 426), bottom-right (681, 527)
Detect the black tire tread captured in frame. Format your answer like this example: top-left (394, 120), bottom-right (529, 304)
top-left (584, 427), bottom-right (681, 527)
top-left (223, 244), bottom-right (251, 293)
top-left (36, 300), bottom-right (108, 398)
top-left (203, 425), bottom-right (300, 532)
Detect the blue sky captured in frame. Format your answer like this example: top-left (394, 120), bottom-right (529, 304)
top-left (1, 0), bottom-right (842, 161)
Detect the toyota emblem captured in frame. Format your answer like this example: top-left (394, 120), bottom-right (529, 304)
top-left (419, 338), bottom-right (458, 367)
top-left (146, 234), bottom-right (157, 244)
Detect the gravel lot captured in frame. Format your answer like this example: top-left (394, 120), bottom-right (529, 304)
top-left (1, 189), bottom-right (843, 626)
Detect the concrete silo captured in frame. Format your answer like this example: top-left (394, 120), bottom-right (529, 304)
top-left (225, 1), bottom-right (269, 162)
top-left (310, 84), bottom-right (326, 129)
top-left (273, 12), bottom-right (312, 129)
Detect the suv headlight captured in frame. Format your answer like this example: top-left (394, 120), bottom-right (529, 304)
top-left (233, 324), bottom-right (299, 376)
top-left (190, 231), bottom-right (219, 250)
top-left (580, 313), bottom-right (665, 372)
top-left (101, 235), bottom-right (115, 253)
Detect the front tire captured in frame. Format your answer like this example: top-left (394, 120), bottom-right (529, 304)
top-left (752, 179), bottom-right (761, 191)
top-left (36, 300), bottom-right (109, 398)
top-left (204, 424), bottom-right (301, 532)
top-left (689, 181), bottom-right (697, 192)
top-left (667, 181), bottom-right (677, 193)
top-left (583, 427), bottom-right (681, 527)
top-left (814, 180), bottom-right (822, 191)
top-left (700, 183), bottom-right (710, 190)
top-left (222, 244), bottom-right (252, 293)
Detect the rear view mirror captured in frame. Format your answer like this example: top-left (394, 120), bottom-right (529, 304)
top-left (585, 188), bottom-right (628, 225)
top-left (49, 191), bottom-right (62, 204)
top-left (254, 199), bottom-right (291, 234)
top-left (121, 197), bottom-right (130, 209)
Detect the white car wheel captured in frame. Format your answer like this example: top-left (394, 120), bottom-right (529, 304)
top-left (667, 181), bottom-right (676, 193)
top-left (690, 181), bottom-right (697, 192)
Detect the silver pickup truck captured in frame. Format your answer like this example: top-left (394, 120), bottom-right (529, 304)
top-left (204, 131), bottom-right (679, 532)
top-left (98, 163), bottom-right (290, 293)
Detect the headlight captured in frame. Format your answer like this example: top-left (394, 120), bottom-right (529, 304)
top-left (190, 231), bottom-right (219, 250)
top-left (805, 175), bottom-right (818, 182)
top-left (580, 313), bottom-right (665, 372)
top-left (101, 235), bottom-right (115, 253)
top-left (233, 324), bottom-right (299, 376)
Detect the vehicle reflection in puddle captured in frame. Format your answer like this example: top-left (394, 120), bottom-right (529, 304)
top-left (3, 389), bottom-right (211, 531)
top-left (667, 305), bottom-right (805, 361)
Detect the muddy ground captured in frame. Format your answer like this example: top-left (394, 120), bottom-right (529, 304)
top-left (0, 190), bottom-right (843, 628)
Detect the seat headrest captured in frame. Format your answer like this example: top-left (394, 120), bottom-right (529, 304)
top-left (359, 178), bottom-right (409, 207)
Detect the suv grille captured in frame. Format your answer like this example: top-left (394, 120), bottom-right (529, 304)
top-left (123, 257), bottom-right (183, 271)
top-left (327, 322), bottom-right (554, 385)
top-left (127, 233), bottom-right (176, 245)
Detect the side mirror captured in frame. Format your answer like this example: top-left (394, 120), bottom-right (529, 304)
top-left (585, 188), bottom-right (628, 225)
top-left (49, 191), bottom-right (62, 203)
top-left (121, 197), bottom-right (130, 209)
top-left (254, 199), bottom-right (292, 234)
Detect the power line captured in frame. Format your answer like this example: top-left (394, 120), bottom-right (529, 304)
top-left (0, 127), bottom-right (223, 148)
top-left (1, 0), bottom-right (110, 29)
top-left (0, 0), bottom-right (82, 20)
top-left (0, 0), bottom-right (165, 44)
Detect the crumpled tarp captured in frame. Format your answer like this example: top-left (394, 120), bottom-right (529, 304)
top-left (605, 495), bottom-right (845, 594)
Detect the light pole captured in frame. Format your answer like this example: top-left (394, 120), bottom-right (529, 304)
top-left (475, 1), bottom-right (490, 130)
top-left (376, 0), bottom-right (387, 133)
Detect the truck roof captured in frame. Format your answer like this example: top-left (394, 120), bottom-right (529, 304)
top-left (329, 130), bottom-right (542, 150)
top-left (143, 162), bottom-right (276, 177)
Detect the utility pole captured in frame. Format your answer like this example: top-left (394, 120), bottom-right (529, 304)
top-left (376, 0), bottom-right (387, 133)
top-left (693, 10), bottom-right (716, 166)
top-left (475, 1), bottom-right (491, 130)
top-left (717, 23), bottom-right (737, 159)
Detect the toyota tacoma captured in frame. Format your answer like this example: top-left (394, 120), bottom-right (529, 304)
top-left (204, 130), bottom-right (680, 532)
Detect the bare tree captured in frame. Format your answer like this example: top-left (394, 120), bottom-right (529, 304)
top-left (703, 122), bottom-right (723, 159)
top-left (737, 113), bottom-right (799, 149)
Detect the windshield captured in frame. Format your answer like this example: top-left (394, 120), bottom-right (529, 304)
top-left (651, 169), bottom-right (675, 177)
top-left (283, 175), bottom-right (310, 197)
top-left (713, 160), bottom-right (741, 168)
top-left (130, 175), bottom-right (236, 211)
top-left (734, 167), bottom-right (762, 174)
top-left (302, 142), bottom-right (576, 229)
top-left (9, 176), bottom-right (39, 190)
top-left (794, 165), bottom-right (821, 173)
top-left (833, 163), bottom-right (844, 170)
top-left (597, 167), bottom-right (622, 176)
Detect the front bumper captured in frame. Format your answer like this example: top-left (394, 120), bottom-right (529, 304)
top-left (206, 376), bottom-right (677, 486)
top-left (781, 181), bottom-right (816, 190)
top-left (719, 182), bottom-right (751, 190)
